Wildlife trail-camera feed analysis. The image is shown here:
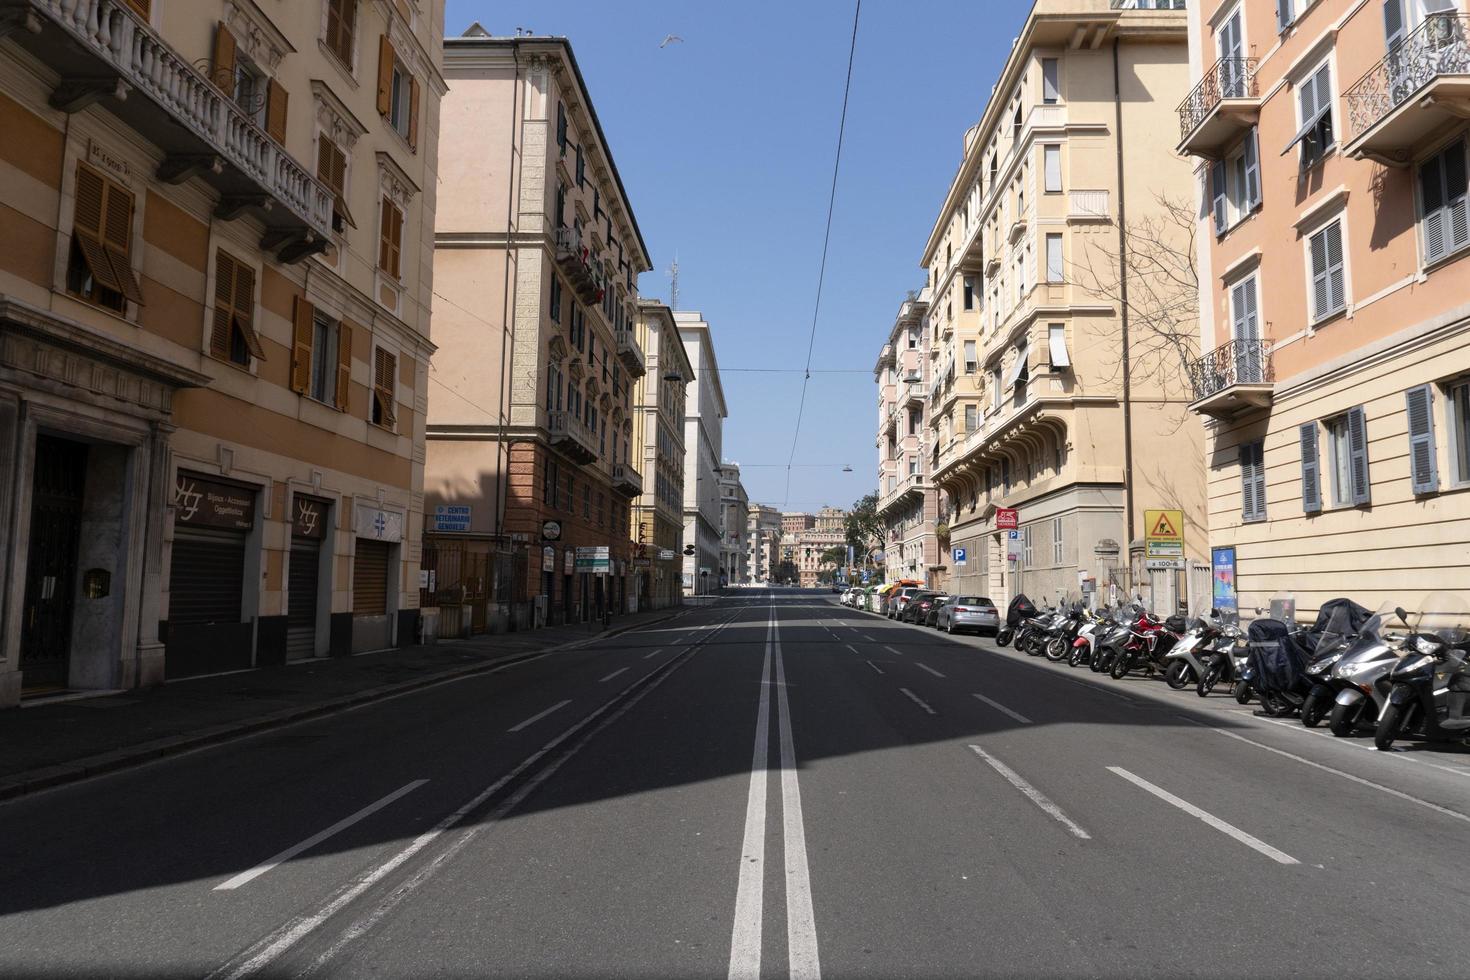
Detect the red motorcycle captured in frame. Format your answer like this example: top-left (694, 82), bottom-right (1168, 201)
top-left (1108, 609), bottom-right (1185, 680)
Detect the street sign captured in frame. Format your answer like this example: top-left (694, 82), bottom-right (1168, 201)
top-left (1006, 529), bottom-right (1022, 561)
top-left (431, 505), bottom-right (471, 533)
top-left (995, 508), bottom-right (1019, 530)
top-left (541, 545), bottom-right (555, 572)
top-left (1144, 508), bottom-right (1184, 558)
top-left (658, 549), bottom-right (676, 561)
top-left (576, 546), bottom-right (611, 574)
top-left (1145, 558), bottom-right (1185, 571)
top-left (952, 547), bottom-right (968, 566)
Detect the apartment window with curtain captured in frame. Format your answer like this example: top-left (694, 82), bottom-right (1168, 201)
top-left (1308, 219), bottom-right (1347, 321)
top-left (1450, 380), bottom-right (1470, 485)
top-left (1326, 406), bottom-right (1370, 506)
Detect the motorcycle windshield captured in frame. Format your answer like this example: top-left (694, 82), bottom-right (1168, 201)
top-left (1407, 592), bottom-right (1470, 647)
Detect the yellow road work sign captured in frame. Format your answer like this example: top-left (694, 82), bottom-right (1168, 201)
top-left (1144, 509), bottom-right (1184, 558)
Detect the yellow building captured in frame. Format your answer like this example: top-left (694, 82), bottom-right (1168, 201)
top-left (1182, 0), bottom-right (1470, 613)
top-left (0, 0), bottom-right (444, 705)
top-left (631, 300), bottom-right (692, 609)
top-left (922, 0), bottom-right (1206, 611)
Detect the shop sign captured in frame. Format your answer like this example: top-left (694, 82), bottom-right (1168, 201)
top-left (1145, 509), bottom-right (1184, 558)
top-left (292, 496), bottom-right (328, 539)
top-left (431, 505), bottom-right (472, 533)
top-left (174, 474), bottom-right (255, 530)
top-left (356, 505), bottom-right (403, 542)
top-left (658, 549), bottom-right (676, 561)
top-left (564, 548), bottom-right (575, 574)
top-left (576, 546), bottom-right (611, 574)
top-left (542, 546), bottom-right (555, 572)
top-left (995, 508), bottom-right (1019, 530)
top-left (542, 519), bottom-right (562, 541)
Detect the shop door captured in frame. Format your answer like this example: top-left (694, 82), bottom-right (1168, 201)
top-left (20, 436), bottom-right (89, 691)
top-left (353, 540), bottom-right (391, 616)
top-left (287, 537), bottom-right (320, 659)
top-left (166, 527), bottom-right (250, 677)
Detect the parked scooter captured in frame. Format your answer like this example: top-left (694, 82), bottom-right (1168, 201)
top-left (1310, 601), bottom-right (1402, 734)
top-left (1244, 594), bottom-right (1370, 718)
top-left (996, 593), bottom-right (1037, 648)
top-left (1069, 603), bottom-right (1116, 667)
top-left (1374, 593), bottom-right (1470, 751)
top-left (1195, 616), bottom-right (1248, 699)
top-left (1091, 602), bottom-right (1141, 674)
top-left (1161, 600), bottom-right (1221, 690)
top-left (1299, 599), bottom-right (1384, 728)
top-left (1043, 594), bottom-right (1086, 662)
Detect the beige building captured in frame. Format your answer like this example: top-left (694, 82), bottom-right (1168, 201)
top-left (922, 0), bottom-right (1206, 611)
top-left (718, 463), bottom-right (749, 586)
top-left (631, 300), bottom-right (691, 610)
top-left (746, 503), bottom-right (782, 584)
top-left (784, 506), bottom-right (846, 588)
top-left (0, 0), bottom-right (444, 706)
top-left (425, 27), bottom-right (651, 630)
top-left (1182, 0), bottom-right (1470, 614)
top-left (874, 289), bottom-right (946, 586)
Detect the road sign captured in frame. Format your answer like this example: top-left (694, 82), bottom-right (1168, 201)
top-left (995, 508), bottom-right (1019, 530)
top-left (1006, 529), bottom-right (1022, 561)
top-left (1144, 508), bottom-right (1184, 558)
top-left (658, 548), bottom-right (676, 561)
top-left (952, 547), bottom-right (968, 566)
top-left (575, 546), bottom-right (611, 574)
top-left (1145, 558), bottom-right (1185, 571)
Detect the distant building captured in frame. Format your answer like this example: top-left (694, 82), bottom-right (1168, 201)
top-left (747, 504), bottom-right (783, 584)
top-left (632, 302), bottom-right (693, 610)
top-left (717, 464), bottom-right (749, 586)
top-left (784, 507), bottom-right (846, 588)
top-left (678, 312), bottom-right (726, 595)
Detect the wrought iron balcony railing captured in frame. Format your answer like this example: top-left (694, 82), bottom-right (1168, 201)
top-left (1343, 13), bottom-right (1470, 145)
top-left (1188, 339), bottom-right (1272, 403)
top-left (1178, 57), bottom-right (1259, 143)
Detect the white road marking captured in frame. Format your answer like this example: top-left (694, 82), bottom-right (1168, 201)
top-left (969, 746), bottom-right (1090, 839)
top-left (1248, 714), bottom-right (1470, 781)
top-left (866, 660), bottom-right (884, 675)
top-left (1108, 766), bottom-right (1298, 865)
top-left (972, 693), bottom-right (1032, 725)
top-left (642, 648), bottom-right (665, 660)
top-left (844, 644), bottom-right (862, 656)
top-left (861, 635), bottom-right (875, 642)
top-left (214, 780), bottom-right (429, 891)
top-left (728, 619), bottom-right (774, 980)
top-left (883, 645), bottom-right (905, 657)
top-left (916, 663), bottom-right (946, 679)
top-left (774, 613), bottom-right (821, 980)
top-left (506, 699), bottom-right (572, 733)
top-left (899, 687), bottom-right (937, 715)
top-left (598, 667), bottom-right (629, 683)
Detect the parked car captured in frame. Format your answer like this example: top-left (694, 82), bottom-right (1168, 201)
top-left (924, 595), bottom-right (952, 628)
top-left (890, 586), bottom-right (924, 620)
top-left (936, 596), bottom-right (1000, 635)
top-left (842, 587), bottom-right (863, 607)
top-left (901, 591), bottom-right (941, 624)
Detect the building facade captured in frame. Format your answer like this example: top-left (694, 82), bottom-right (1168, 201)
top-left (1182, 0), bottom-right (1470, 613)
top-left (426, 28), bottom-right (650, 631)
top-left (717, 463), bottom-right (749, 586)
top-left (922, 0), bottom-right (1205, 612)
top-left (677, 311), bottom-right (726, 595)
top-left (746, 503), bottom-right (782, 584)
top-left (784, 507), bottom-right (846, 588)
top-left (631, 300), bottom-right (691, 610)
top-left (874, 289), bottom-right (946, 587)
top-left (0, 0), bottom-right (444, 706)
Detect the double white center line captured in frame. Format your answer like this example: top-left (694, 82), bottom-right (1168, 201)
top-left (728, 605), bottom-right (820, 980)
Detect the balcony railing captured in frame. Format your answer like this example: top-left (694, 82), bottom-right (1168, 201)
top-left (1177, 56), bottom-right (1259, 151)
top-left (14, 0), bottom-right (333, 255)
top-left (554, 226), bottom-right (603, 304)
top-left (614, 330), bottom-right (645, 376)
top-left (1344, 13), bottom-right (1470, 152)
top-left (1069, 189), bottom-right (1110, 219)
top-left (611, 463), bottom-right (643, 496)
top-left (547, 410), bottom-right (599, 463)
top-left (1187, 339), bottom-right (1274, 417)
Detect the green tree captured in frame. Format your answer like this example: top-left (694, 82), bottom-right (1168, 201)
top-left (844, 492), bottom-right (882, 564)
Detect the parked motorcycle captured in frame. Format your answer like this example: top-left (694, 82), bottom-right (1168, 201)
top-left (1374, 593), bottom-right (1470, 751)
top-left (1161, 601), bottom-right (1221, 690)
top-left (996, 593), bottom-right (1037, 648)
top-left (1245, 594), bottom-right (1372, 718)
top-left (1195, 618), bottom-right (1248, 700)
top-left (1043, 595), bottom-right (1086, 662)
top-left (1091, 602), bottom-right (1141, 674)
top-left (1108, 606), bottom-right (1182, 681)
top-left (1298, 599), bottom-right (1383, 728)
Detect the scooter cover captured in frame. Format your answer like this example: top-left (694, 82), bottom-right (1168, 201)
top-left (1006, 594), bottom-right (1039, 627)
top-left (1245, 618), bottom-right (1308, 696)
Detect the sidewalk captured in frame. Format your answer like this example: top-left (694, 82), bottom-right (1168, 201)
top-left (0, 607), bottom-right (680, 801)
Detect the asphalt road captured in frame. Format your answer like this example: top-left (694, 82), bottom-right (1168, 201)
top-left (4, 588), bottom-right (1470, 979)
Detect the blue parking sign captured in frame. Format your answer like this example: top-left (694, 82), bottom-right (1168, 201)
top-left (952, 547), bottom-right (967, 566)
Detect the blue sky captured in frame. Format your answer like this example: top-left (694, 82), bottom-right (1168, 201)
top-left (444, 0), bottom-right (1031, 513)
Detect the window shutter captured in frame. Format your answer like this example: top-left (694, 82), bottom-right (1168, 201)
top-left (376, 35), bottom-right (395, 117)
top-left (1325, 223), bottom-right (1345, 313)
top-left (1277, 0), bottom-right (1294, 31)
top-left (74, 166), bottom-right (105, 238)
top-left (73, 167), bottom-right (127, 297)
top-left (1211, 161), bottom-right (1228, 234)
top-left (336, 321), bottom-right (353, 411)
top-left (1046, 233), bottom-right (1063, 283)
top-left (1300, 422), bottom-right (1321, 513)
top-left (326, 0), bottom-right (355, 66)
top-left (1044, 145), bottom-right (1061, 192)
top-left (291, 296), bottom-right (315, 394)
top-left (122, 0), bottom-right (151, 18)
top-left (1384, 0), bottom-right (1406, 49)
top-left (407, 75), bottom-right (420, 151)
top-left (1310, 228), bottom-right (1330, 317)
top-left (1405, 384), bottom-right (1439, 493)
top-left (265, 78), bottom-right (288, 143)
top-left (233, 261), bottom-right (264, 360)
top-left (1042, 59), bottom-right (1059, 103)
top-left (374, 348), bottom-right (397, 425)
top-left (1244, 127), bottom-right (1261, 209)
top-left (212, 24), bottom-right (237, 93)
top-left (211, 250), bottom-right (236, 357)
top-left (1446, 140), bottom-right (1469, 254)
top-left (1347, 405), bottom-right (1371, 505)
top-left (389, 203), bottom-right (402, 278)
top-left (1239, 442), bottom-right (1265, 521)
top-left (378, 198), bottom-right (392, 273)
top-left (97, 181), bottom-right (143, 304)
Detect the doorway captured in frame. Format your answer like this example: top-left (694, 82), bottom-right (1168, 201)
top-left (20, 436), bottom-right (90, 692)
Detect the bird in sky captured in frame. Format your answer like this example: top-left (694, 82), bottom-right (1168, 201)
top-left (659, 34), bottom-right (684, 48)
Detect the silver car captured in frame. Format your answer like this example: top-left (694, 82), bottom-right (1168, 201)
top-left (889, 586), bottom-right (923, 619)
top-left (936, 595), bottom-right (999, 635)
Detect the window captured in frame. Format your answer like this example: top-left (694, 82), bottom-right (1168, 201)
top-left (1211, 127), bottom-right (1261, 234)
top-left (583, 483), bottom-right (592, 519)
top-left (555, 181), bottom-right (566, 229)
top-left (1276, 0), bottom-right (1294, 31)
top-left (289, 296), bottom-right (349, 409)
top-left (1308, 219), bottom-right (1346, 321)
top-left (544, 458), bottom-right (558, 506)
top-left (908, 410), bottom-right (920, 436)
top-left (1450, 380), bottom-right (1470, 485)
top-left (964, 404), bottom-right (977, 431)
top-left (1048, 324), bottom-right (1070, 369)
top-left (308, 313), bottom-right (339, 404)
top-left (964, 341), bottom-right (977, 374)
top-left (317, 135), bottom-right (354, 233)
top-left (1299, 421), bottom-right (1322, 513)
top-left (1405, 384), bottom-right (1439, 493)
top-left (550, 276), bottom-right (563, 324)
top-left (991, 366), bottom-right (1003, 410)
top-left (1041, 58), bottom-right (1060, 104)
top-left (210, 250), bottom-right (264, 367)
top-left (1045, 233), bottom-right (1064, 283)
top-left (67, 164), bottom-right (143, 313)
top-left (1052, 517), bottom-right (1063, 565)
top-left (1022, 525), bottom-right (1033, 565)
top-left (1217, 6), bottom-right (1245, 95)
top-left (1044, 145), bottom-right (1061, 193)
top-left (1419, 138), bottom-right (1469, 264)
top-left (962, 276), bottom-right (975, 310)
top-left (372, 346), bottom-right (397, 428)
top-left (378, 197), bottom-right (403, 278)
top-left (1326, 406), bottom-right (1370, 506)
top-left (556, 102), bottom-right (568, 156)
top-left (1289, 62), bottom-right (1334, 168)
top-left (1230, 275), bottom-right (1260, 342)
top-left (575, 143), bottom-right (585, 187)
top-left (377, 37), bottom-right (419, 149)
top-left (325, 0), bottom-right (357, 68)
top-left (1239, 440), bottom-right (1266, 521)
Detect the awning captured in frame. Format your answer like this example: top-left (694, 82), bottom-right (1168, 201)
top-left (1005, 345), bottom-right (1028, 387)
top-left (1281, 106), bottom-right (1328, 156)
top-left (1048, 326), bottom-right (1070, 369)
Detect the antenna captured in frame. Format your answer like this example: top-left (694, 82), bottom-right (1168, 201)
top-left (667, 254), bottom-right (680, 310)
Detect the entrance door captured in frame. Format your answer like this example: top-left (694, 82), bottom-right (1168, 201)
top-left (20, 436), bottom-right (89, 691)
top-left (1218, 7), bottom-right (1245, 97)
top-left (287, 537), bottom-right (320, 659)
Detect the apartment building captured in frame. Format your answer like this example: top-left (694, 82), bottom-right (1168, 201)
top-left (1182, 0), bottom-right (1470, 612)
top-left (0, 0), bottom-right (445, 705)
top-left (427, 27), bottom-right (651, 630)
top-left (746, 503), bottom-right (782, 584)
top-left (921, 0), bottom-right (1205, 610)
top-left (874, 289), bottom-right (945, 587)
top-left (631, 300), bottom-right (691, 610)
top-left (783, 506), bottom-right (846, 588)
top-left (717, 463), bottom-right (749, 586)
top-left (677, 311), bottom-right (726, 595)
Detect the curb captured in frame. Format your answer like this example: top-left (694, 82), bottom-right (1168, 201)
top-left (0, 612), bottom-right (678, 804)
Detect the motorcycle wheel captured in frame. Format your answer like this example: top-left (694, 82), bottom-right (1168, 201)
top-left (1300, 690), bottom-right (1329, 728)
top-left (1232, 681), bottom-right (1252, 705)
top-left (1045, 637), bottom-right (1067, 662)
top-left (1260, 693), bottom-right (1294, 717)
top-left (1164, 660), bottom-right (1191, 690)
top-left (1068, 644), bottom-right (1087, 668)
top-left (996, 630), bottom-right (1012, 648)
top-left (1328, 699), bottom-right (1361, 738)
top-left (1109, 651), bottom-right (1132, 680)
top-left (1197, 657), bottom-right (1225, 697)
top-left (1375, 697), bottom-right (1407, 751)
top-left (1090, 649), bottom-right (1109, 673)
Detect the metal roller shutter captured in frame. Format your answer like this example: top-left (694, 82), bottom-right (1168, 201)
top-left (169, 527), bottom-right (245, 624)
top-left (287, 538), bottom-right (320, 658)
top-left (353, 540), bottom-right (391, 616)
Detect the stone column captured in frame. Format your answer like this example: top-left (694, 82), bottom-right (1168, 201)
top-left (130, 422), bottom-right (172, 689)
top-left (0, 394), bottom-right (21, 707)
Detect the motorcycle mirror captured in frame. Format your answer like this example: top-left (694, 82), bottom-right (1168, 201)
top-left (1395, 606), bottom-right (1409, 626)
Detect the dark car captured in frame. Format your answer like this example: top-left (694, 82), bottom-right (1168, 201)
top-left (923, 595), bottom-right (952, 628)
top-left (902, 591), bottom-right (941, 624)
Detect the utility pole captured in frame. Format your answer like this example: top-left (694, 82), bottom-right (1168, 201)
top-left (667, 254), bottom-right (680, 311)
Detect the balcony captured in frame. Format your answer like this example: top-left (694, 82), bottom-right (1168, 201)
top-left (1068, 189), bottom-right (1110, 220)
top-left (614, 330), bottom-right (645, 376)
top-left (904, 382), bottom-right (925, 405)
top-left (547, 410), bottom-right (598, 463)
top-left (9, 0), bottom-right (332, 260)
top-left (1176, 57), bottom-right (1260, 158)
top-left (554, 226), bottom-right (603, 304)
top-left (1187, 339), bottom-right (1274, 419)
top-left (611, 463), bottom-right (642, 497)
top-left (1343, 14), bottom-right (1470, 165)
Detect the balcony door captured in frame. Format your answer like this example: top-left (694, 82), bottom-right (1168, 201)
top-left (1229, 275), bottom-right (1263, 384)
top-left (1218, 8), bottom-right (1246, 97)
